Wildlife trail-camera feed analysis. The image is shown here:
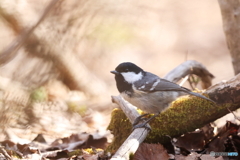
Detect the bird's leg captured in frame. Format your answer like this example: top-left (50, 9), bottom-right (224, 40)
top-left (132, 113), bottom-right (150, 126)
top-left (132, 113), bottom-right (160, 130)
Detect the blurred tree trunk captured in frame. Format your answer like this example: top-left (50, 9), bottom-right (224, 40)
top-left (0, 0), bottom-right (107, 97)
top-left (25, 33), bottom-right (107, 97)
top-left (218, 0), bottom-right (240, 75)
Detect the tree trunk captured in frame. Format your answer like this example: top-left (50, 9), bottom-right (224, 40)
top-left (218, 0), bottom-right (240, 75)
top-left (0, 0), bottom-right (107, 96)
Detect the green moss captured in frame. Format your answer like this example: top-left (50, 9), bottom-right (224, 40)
top-left (68, 149), bottom-right (83, 157)
top-left (30, 87), bottom-right (48, 102)
top-left (107, 94), bottom-right (219, 152)
top-left (144, 95), bottom-right (216, 143)
top-left (67, 102), bottom-right (87, 116)
top-left (129, 152), bottom-right (135, 160)
top-left (83, 148), bottom-right (103, 154)
top-left (68, 148), bottom-right (103, 157)
top-left (106, 108), bottom-right (132, 152)
top-left (7, 149), bottom-right (22, 159)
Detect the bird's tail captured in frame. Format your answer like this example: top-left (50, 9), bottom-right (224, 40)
top-left (184, 90), bottom-right (215, 103)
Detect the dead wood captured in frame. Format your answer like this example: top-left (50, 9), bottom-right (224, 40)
top-left (206, 73), bottom-right (240, 106)
top-left (164, 60), bottom-right (214, 89)
top-left (110, 96), bottom-right (150, 160)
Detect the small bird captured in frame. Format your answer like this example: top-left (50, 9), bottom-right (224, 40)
top-left (111, 62), bottom-right (214, 129)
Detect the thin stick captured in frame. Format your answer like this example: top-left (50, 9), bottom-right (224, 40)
top-left (110, 96), bottom-right (150, 160)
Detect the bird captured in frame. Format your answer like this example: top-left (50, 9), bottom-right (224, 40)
top-left (111, 62), bottom-right (215, 129)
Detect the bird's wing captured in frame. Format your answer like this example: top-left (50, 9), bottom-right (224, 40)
top-left (134, 72), bottom-right (215, 103)
top-left (134, 72), bottom-right (187, 92)
top-left (152, 78), bottom-right (189, 92)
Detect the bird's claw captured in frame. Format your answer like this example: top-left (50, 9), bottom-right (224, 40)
top-left (132, 113), bottom-right (151, 131)
top-left (132, 113), bottom-right (159, 131)
top-left (132, 122), bottom-right (152, 131)
top-left (132, 113), bottom-right (150, 126)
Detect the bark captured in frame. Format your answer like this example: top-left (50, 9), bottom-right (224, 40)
top-left (218, 0), bottom-right (240, 75)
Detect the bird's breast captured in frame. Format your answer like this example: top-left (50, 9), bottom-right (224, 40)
top-left (121, 90), bottom-right (180, 114)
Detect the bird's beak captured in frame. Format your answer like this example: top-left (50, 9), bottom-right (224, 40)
top-left (110, 70), bottom-right (119, 75)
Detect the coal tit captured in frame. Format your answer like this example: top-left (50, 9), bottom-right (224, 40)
top-left (111, 62), bottom-right (214, 128)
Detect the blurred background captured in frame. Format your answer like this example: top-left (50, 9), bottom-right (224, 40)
top-left (0, 0), bottom-right (234, 142)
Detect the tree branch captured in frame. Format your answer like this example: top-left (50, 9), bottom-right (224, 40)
top-left (110, 96), bottom-right (150, 160)
top-left (164, 60), bottom-right (214, 89)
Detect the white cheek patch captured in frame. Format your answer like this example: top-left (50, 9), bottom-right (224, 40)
top-left (121, 72), bottom-right (143, 83)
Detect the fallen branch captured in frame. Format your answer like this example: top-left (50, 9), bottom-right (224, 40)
top-left (164, 60), bottom-right (214, 88)
top-left (110, 96), bottom-right (150, 160)
top-left (206, 73), bottom-right (240, 105)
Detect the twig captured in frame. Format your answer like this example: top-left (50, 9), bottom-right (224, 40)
top-left (110, 96), bottom-right (150, 160)
top-left (0, 146), bottom-right (12, 160)
top-left (179, 75), bottom-right (189, 87)
top-left (227, 108), bottom-right (240, 121)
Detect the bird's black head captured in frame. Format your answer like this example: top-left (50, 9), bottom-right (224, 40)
top-left (111, 62), bottom-right (144, 94)
top-left (114, 62), bottom-right (143, 74)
